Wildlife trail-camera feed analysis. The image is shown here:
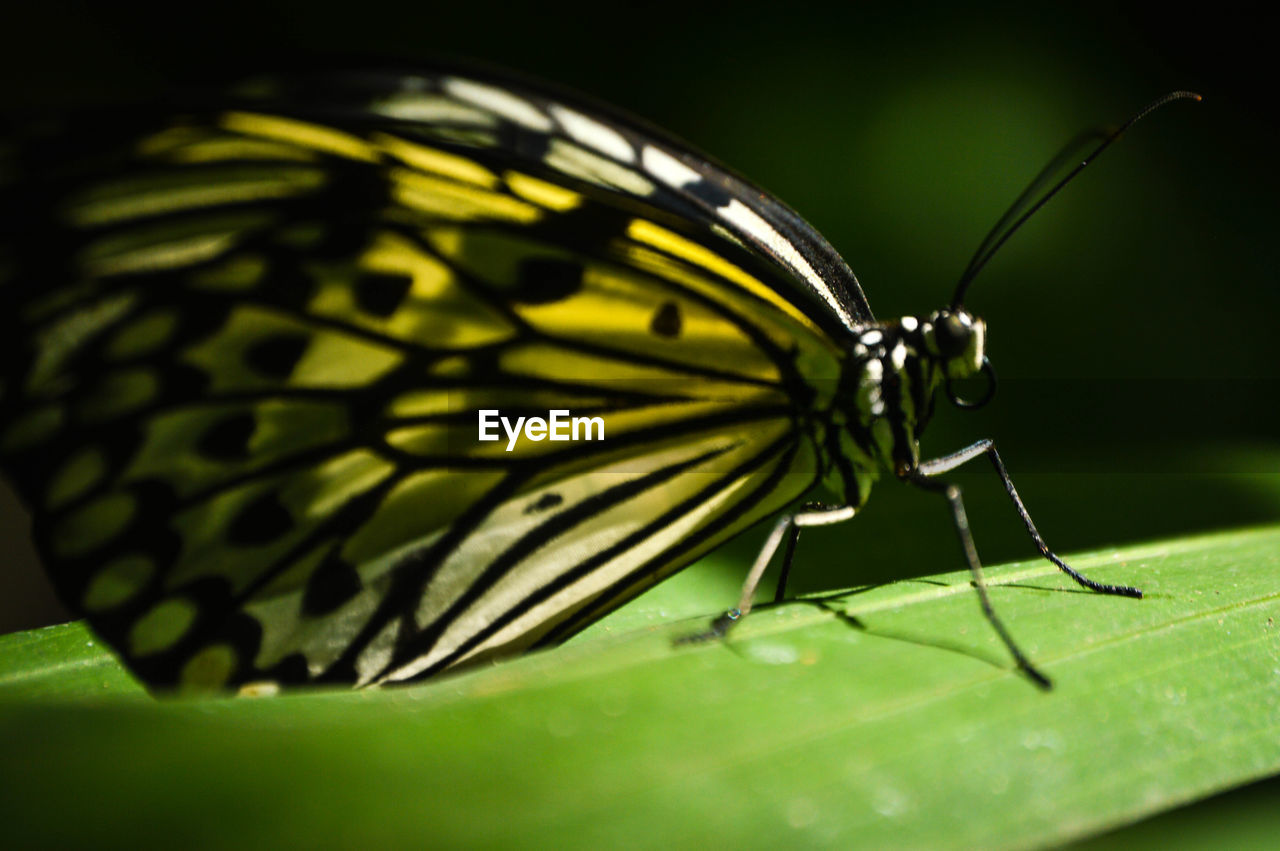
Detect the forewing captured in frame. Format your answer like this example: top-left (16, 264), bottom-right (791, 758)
top-left (235, 67), bottom-right (873, 327)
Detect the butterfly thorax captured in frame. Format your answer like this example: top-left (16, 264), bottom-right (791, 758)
top-left (820, 309), bottom-right (987, 508)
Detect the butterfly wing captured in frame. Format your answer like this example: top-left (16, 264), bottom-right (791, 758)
top-left (245, 66), bottom-right (873, 328)
top-left (0, 69), bottom-right (853, 690)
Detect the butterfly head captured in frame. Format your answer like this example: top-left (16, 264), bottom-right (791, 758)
top-left (924, 309), bottom-right (994, 410)
top-left (925, 309), bottom-right (985, 378)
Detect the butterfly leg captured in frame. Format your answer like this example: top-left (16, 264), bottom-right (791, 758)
top-left (918, 440), bottom-right (1142, 597)
top-left (905, 467), bottom-right (1053, 688)
top-left (773, 501), bottom-right (845, 603)
top-left (679, 503), bottom-right (856, 643)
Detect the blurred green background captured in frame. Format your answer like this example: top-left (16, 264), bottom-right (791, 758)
top-left (1, 1), bottom-right (1276, 844)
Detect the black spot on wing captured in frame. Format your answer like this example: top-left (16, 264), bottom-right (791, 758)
top-left (507, 125), bottom-right (552, 163)
top-left (227, 491), bottom-right (292, 546)
top-left (245, 333), bottom-right (309, 380)
top-left (524, 492), bottom-right (563, 514)
top-left (683, 178), bottom-right (733, 208)
top-left (175, 297), bottom-right (233, 346)
top-left (197, 412), bottom-right (256, 460)
top-left (530, 203), bottom-right (632, 247)
top-left (267, 652), bottom-right (310, 684)
top-left (511, 258), bottom-right (582, 304)
top-left (301, 552), bottom-right (363, 616)
top-left (650, 301), bottom-right (682, 338)
top-left (98, 425), bottom-right (145, 481)
top-left (353, 271), bottom-right (412, 318)
top-left (162, 363), bottom-right (212, 404)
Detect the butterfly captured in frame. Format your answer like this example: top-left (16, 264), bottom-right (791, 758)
top-left (0, 65), bottom-right (1197, 692)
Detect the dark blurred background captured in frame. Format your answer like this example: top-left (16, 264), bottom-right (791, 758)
top-left (1, 0), bottom-right (1275, 841)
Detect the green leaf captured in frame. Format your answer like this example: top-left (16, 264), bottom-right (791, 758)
top-left (3, 526), bottom-right (1279, 848)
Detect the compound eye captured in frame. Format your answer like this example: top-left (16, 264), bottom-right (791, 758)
top-left (934, 314), bottom-right (972, 358)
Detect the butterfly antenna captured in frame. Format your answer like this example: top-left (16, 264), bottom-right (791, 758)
top-left (951, 90), bottom-right (1201, 310)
